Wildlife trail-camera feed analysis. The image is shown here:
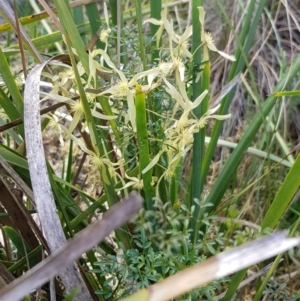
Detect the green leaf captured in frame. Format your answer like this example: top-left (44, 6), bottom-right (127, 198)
top-left (3, 226), bottom-right (31, 257)
top-left (203, 51), bottom-right (300, 217)
top-left (261, 154), bottom-right (300, 230)
top-left (135, 85), bottom-right (154, 210)
top-left (0, 48), bottom-right (24, 118)
top-left (53, 0), bottom-right (89, 73)
top-left (3, 227), bottom-right (38, 269)
top-left (62, 286), bottom-right (80, 301)
top-left (274, 90), bottom-right (300, 97)
top-left (8, 246), bottom-right (42, 273)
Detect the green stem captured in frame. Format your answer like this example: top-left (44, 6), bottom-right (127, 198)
top-left (135, 85), bottom-right (154, 210)
top-left (191, 60), bottom-right (210, 243)
top-left (86, 2), bottom-right (105, 50)
top-left (134, 0), bottom-right (147, 70)
top-left (190, 0), bottom-right (203, 244)
top-left (150, 0), bottom-right (161, 61)
top-left (221, 269), bottom-right (248, 301)
top-left (65, 139), bottom-right (73, 192)
top-left (170, 158), bottom-right (183, 205)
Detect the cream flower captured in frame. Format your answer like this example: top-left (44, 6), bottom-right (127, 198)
top-left (198, 6), bottom-right (235, 61)
top-left (72, 136), bottom-right (123, 184)
top-left (164, 18), bottom-right (193, 59)
top-left (100, 2), bottom-right (111, 50)
top-left (45, 113), bottom-right (68, 145)
top-left (143, 6), bottom-right (168, 48)
top-left (88, 49), bottom-right (158, 131)
top-left (142, 78), bottom-right (231, 180)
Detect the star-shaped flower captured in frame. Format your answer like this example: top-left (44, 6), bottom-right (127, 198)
top-left (198, 6), bottom-right (235, 61)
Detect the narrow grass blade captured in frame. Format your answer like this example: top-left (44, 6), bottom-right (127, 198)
top-left (203, 52), bottom-right (300, 216)
top-left (53, 0), bottom-right (89, 73)
top-left (136, 85), bottom-right (154, 210)
top-left (2, 226), bottom-right (37, 275)
top-left (261, 154), bottom-right (300, 230)
top-left (85, 2), bottom-right (105, 50)
top-left (220, 269), bottom-right (248, 301)
top-left (274, 90), bottom-right (300, 97)
top-left (3, 226), bottom-right (31, 258)
top-left (0, 145), bottom-right (28, 170)
top-left (0, 155), bottom-right (33, 202)
top-left (0, 48), bottom-right (24, 117)
top-left (191, 61), bottom-right (210, 243)
top-left (73, 5), bottom-right (85, 43)
top-left (134, 0), bottom-right (147, 70)
top-left (7, 246), bottom-right (42, 274)
top-left (150, 0), bottom-right (161, 60)
top-left (0, 88), bottom-right (24, 139)
top-left (190, 0), bottom-right (203, 243)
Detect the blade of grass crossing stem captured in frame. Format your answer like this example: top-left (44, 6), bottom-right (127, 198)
top-left (190, 0), bottom-right (203, 244)
top-left (261, 154), bottom-right (300, 230)
top-left (3, 226), bottom-right (31, 258)
top-left (8, 246), bottom-right (42, 273)
top-left (3, 4), bottom-right (184, 57)
top-left (201, 0), bottom-right (267, 194)
top-left (0, 145), bottom-right (28, 170)
top-left (202, 53), bottom-right (300, 216)
top-left (68, 195), bottom-right (107, 229)
top-left (136, 85), bottom-right (154, 210)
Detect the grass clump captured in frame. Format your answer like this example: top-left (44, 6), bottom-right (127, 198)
top-left (0, 0), bottom-right (300, 300)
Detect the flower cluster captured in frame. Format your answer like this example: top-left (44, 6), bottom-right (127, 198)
top-left (43, 6), bottom-right (234, 189)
